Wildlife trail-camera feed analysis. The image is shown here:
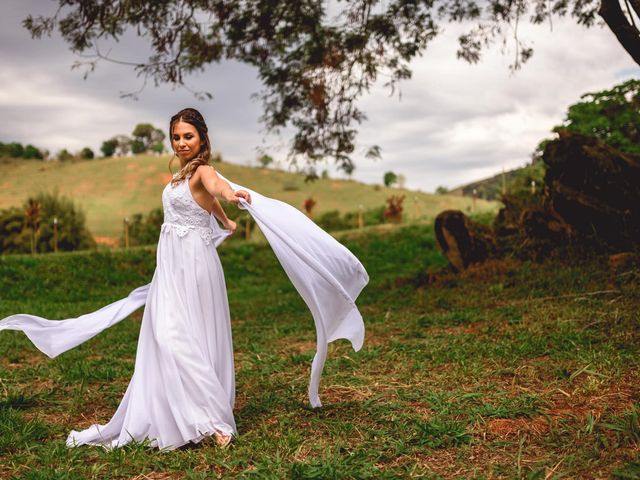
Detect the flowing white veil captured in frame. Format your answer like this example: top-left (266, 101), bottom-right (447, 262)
top-left (0, 176), bottom-right (369, 408)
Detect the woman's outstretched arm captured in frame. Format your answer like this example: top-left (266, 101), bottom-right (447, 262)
top-left (210, 196), bottom-right (230, 225)
top-left (199, 165), bottom-right (251, 205)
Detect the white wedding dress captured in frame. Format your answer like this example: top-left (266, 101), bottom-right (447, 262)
top-left (0, 171), bottom-right (369, 451)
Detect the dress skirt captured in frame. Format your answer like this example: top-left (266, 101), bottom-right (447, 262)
top-left (66, 225), bottom-right (236, 450)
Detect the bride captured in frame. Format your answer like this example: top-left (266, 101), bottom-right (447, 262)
top-left (0, 108), bottom-right (369, 451)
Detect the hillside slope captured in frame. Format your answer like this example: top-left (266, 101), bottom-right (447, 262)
top-left (0, 155), bottom-right (497, 240)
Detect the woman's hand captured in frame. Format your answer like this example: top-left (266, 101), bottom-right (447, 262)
top-left (224, 190), bottom-right (252, 205)
top-left (222, 218), bottom-right (237, 233)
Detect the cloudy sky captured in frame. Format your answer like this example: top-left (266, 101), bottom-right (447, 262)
top-left (1, 1), bottom-right (638, 192)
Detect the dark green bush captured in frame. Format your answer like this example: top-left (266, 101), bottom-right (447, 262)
top-left (0, 191), bottom-right (96, 254)
top-left (121, 207), bottom-right (164, 247)
top-left (315, 206), bottom-right (386, 232)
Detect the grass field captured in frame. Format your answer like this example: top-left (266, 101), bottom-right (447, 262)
top-left (0, 156), bottom-right (496, 242)
top-left (0, 221), bottom-right (638, 478)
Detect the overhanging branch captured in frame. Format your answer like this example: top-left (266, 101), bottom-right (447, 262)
top-left (599, 0), bottom-right (640, 66)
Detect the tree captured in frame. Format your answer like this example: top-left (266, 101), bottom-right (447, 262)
top-left (131, 139), bottom-right (146, 154)
top-left (258, 154), bottom-right (274, 168)
top-left (1, 142), bottom-right (25, 158)
top-left (552, 79), bottom-right (640, 156)
top-left (132, 123), bottom-right (166, 153)
top-left (80, 147), bottom-right (95, 159)
top-left (57, 149), bottom-right (73, 162)
top-left (383, 171), bottom-right (398, 187)
top-left (21, 1), bottom-right (640, 173)
top-left (101, 138), bottom-right (117, 157)
top-left (151, 142), bottom-right (165, 155)
top-left (114, 135), bottom-right (132, 156)
top-left (435, 186), bottom-right (449, 195)
top-left (23, 144), bottom-right (43, 159)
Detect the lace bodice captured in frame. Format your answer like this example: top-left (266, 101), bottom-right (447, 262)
top-left (161, 173), bottom-right (216, 244)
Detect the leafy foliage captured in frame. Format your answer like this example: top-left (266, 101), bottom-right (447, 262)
top-left (100, 138), bottom-right (117, 157)
top-left (258, 154), bottom-right (274, 168)
top-left (0, 141), bottom-right (44, 160)
top-left (22, 0), bottom-right (630, 173)
top-left (315, 206), bottom-right (385, 232)
top-left (132, 123), bottom-right (166, 154)
top-left (0, 191), bottom-right (95, 254)
top-left (384, 194), bottom-right (405, 222)
top-left (121, 207), bottom-right (164, 248)
top-left (383, 171), bottom-right (397, 187)
top-left (553, 79), bottom-right (640, 156)
top-left (79, 147), bottom-right (94, 160)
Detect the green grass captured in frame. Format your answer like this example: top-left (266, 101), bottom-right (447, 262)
top-left (0, 156), bottom-right (497, 241)
top-left (0, 223), bottom-right (638, 478)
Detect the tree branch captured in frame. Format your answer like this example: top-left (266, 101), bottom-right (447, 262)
top-left (599, 0), bottom-right (640, 66)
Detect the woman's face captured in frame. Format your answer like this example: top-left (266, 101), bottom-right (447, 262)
top-left (171, 121), bottom-right (203, 163)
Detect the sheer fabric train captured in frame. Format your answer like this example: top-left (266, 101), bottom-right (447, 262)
top-left (0, 172), bottom-right (369, 450)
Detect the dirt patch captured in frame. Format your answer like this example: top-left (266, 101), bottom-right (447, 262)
top-left (483, 417), bottom-right (550, 438)
top-left (1, 353), bottom-right (46, 369)
top-left (94, 235), bottom-right (119, 247)
top-left (281, 339), bottom-right (317, 354)
top-left (319, 384), bottom-right (374, 402)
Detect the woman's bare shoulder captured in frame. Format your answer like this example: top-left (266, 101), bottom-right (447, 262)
top-left (195, 164), bottom-right (217, 176)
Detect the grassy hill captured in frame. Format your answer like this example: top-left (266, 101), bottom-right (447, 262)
top-left (0, 223), bottom-right (637, 478)
top-left (0, 155), bottom-right (498, 242)
top-left (449, 161), bottom-right (545, 201)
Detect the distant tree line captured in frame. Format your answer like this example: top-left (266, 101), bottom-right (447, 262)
top-left (0, 123), bottom-right (167, 162)
top-left (0, 142), bottom-right (45, 160)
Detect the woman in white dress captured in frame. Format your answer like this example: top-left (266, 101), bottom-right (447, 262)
top-left (74, 108), bottom-right (252, 449)
top-left (0, 108), bottom-right (369, 452)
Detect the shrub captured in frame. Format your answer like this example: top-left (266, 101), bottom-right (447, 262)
top-left (23, 144), bottom-right (44, 160)
top-left (101, 139), bottom-right (117, 157)
top-left (316, 206), bottom-right (386, 232)
top-left (0, 191), bottom-right (96, 254)
top-left (384, 194), bottom-right (405, 223)
top-left (383, 171), bottom-right (397, 187)
top-left (80, 147), bottom-right (94, 160)
top-left (57, 149), bottom-right (73, 162)
top-left (121, 207), bottom-right (164, 247)
top-left (303, 197), bottom-right (316, 216)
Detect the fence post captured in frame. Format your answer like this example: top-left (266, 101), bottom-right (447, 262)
top-left (358, 204), bottom-right (364, 229)
top-left (124, 217), bottom-right (129, 249)
top-left (53, 217), bottom-right (58, 253)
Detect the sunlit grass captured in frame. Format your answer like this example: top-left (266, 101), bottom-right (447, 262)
top-left (0, 223), bottom-right (638, 478)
